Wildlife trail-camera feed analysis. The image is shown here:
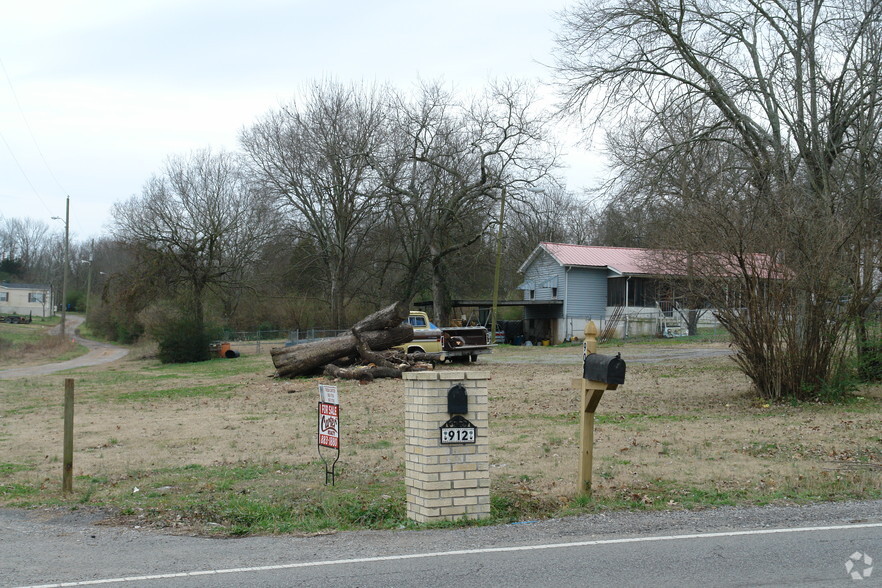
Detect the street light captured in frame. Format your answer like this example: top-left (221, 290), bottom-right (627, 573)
top-left (51, 196), bottom-right (70, 338)
top-left (491, 185), bottom-right (544, 346)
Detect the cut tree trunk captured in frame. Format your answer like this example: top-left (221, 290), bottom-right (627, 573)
top-left (271, 325), bottom-right (413, 378)
top-left (323, 364), bottom-right (403, 382)
top-left (271, 302), bottom-right (412, 378)
top-left (351, 300), bottom-right (411, 333)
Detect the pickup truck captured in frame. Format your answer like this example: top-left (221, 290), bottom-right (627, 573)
top-left (395, 311), bottom-right (492, 362)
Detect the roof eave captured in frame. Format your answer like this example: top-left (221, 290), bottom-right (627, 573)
top-left (518, 243), bottom-right (561, 273)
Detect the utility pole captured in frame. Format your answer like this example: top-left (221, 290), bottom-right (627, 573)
top-left (491, 186), bottom-right (544, 344)
top-left (53, 196), bottom-right (70, 338)
top-left (84, 239), bottom-right (94, 320)
top-left (490, 186), bottom-right (507, 346)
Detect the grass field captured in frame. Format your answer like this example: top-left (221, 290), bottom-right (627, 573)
top-left (0, 334), bottom-right (879, 536)
top-left (0, 317), bottom-right (88, 368)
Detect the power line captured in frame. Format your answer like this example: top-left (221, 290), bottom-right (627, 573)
top-left (0, 55), bottom-right (69, 195)
top-left (0, 54), bottom-right (79, 232)
top-left (0, 129), bottom-right (53, 217)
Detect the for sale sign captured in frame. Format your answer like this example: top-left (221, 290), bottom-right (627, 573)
top-left (318, 402), bottom-right (340, 449)
top-left (319, 384), bottom-right (338, 405)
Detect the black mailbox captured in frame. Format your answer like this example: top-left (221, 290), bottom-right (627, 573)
top-left (583, 352), bottom-right (626, 385)
top-left (448, 384), bottom-right (468, 415)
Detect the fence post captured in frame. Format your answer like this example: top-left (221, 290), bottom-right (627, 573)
top-left (62, 378), bottom-right (74, 493)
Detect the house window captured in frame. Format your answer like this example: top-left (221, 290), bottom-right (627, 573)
top-left (607, 278), bottom-right (626, 306)
top-left (551, 287), bottom-right (558, 298)
top-left (529, 290), bottom-right (535, 300)
top-left (28, 292), bottom-right (44, 303)
top-left (0, 292), bottom-right (7, 302)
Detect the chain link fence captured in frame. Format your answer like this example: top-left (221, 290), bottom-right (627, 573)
top-left (217, 328), bottom-right (349, 355)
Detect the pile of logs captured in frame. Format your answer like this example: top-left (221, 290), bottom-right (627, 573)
top-left (270, 301), bottom-right (436, 382)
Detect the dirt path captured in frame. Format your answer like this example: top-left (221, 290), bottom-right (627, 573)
top-left (0, 315), bottom-right (129, 380)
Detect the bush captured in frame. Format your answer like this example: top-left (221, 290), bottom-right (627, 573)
top-left (814, 366), bottom-right (859, 403)
top-left (155, 318), bottom-right (212, 364)
top-left (858, 340), bottom-right (882, 382)
top-left (86, 297), bottom-right (145, 344)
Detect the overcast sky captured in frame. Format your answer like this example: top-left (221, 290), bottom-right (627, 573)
top-left (0, 0), bottom-right (606, 241)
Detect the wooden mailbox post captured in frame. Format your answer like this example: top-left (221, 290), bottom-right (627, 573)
top-left (576, 321), bottom-right (625, 493)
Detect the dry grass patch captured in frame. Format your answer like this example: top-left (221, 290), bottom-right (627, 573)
top-left (0, 340), bottom-right (879, 534)
top-left (0, 320), bottom-right (86, 368)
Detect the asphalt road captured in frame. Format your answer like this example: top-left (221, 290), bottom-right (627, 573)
top-left (3, 501), bottom-right (880, 587)
top-left (0, 316), bottom-right (128, 380)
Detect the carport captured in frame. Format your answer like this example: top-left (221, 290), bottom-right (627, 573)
top-left (414, 299), bottom-right (564, 344)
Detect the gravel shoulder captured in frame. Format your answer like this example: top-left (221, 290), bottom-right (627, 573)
top-left (4, 498), bottom-right (881, 542)
top-left (2, 499), bottom-right (881, 587)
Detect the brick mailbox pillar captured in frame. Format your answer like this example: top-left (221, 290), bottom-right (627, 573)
top-left (403, 371), bottom-right (490, 522)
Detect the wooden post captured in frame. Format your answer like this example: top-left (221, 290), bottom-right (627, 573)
top-left (62, 378), bottom-right (74, 493)
top-left (579, 321), bottom-right (604, 494)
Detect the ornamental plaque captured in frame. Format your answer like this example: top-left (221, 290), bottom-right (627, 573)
top-left (439, 414), bottom-right (476, 444)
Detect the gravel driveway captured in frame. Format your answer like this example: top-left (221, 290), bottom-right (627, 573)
top-left (482, 343), bottom-right (734, 365)
top-left (0, 316), bottom-right (129, 380)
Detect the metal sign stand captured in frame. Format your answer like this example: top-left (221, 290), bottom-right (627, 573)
top-left (318, 442), bottom-right (340, 486)
top-left (317, 385), bottom-right (340, 486)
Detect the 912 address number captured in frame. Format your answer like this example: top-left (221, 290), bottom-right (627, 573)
top-left (440, 427), bottom-right (476, 444)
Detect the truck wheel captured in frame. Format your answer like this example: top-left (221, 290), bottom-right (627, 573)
top-left (469, 354), bottom-right (478, 362)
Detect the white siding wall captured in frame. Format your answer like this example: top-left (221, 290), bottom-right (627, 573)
top-left (0, 286), bottom-right (52, 317)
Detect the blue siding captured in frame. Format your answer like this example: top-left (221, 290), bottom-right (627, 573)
top-left (522, 251), bottom-right (565, 301)
top-left (520, 248), bottom-right (608, 322)
top-left (565, 268), bottom-right (608, 321)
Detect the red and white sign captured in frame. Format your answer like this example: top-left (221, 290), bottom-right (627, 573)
top-left (318, 402), bottom-right (340, 449)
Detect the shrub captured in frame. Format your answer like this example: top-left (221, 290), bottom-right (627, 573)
top-left (858, 340), bottom-right (882, 382)
top-left (155, 318), bottom-right (212, 363)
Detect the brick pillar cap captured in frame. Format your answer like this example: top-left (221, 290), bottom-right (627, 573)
top-left (403, 371), bottom-right (490, 381)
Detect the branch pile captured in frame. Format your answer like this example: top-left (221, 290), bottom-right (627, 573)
top-left (270, 301), bottom-right (435, 382)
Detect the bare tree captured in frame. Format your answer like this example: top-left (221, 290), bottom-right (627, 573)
top-left (555, 0), bottom-right (882, 399)
top-left (0, 217), bottom-right (53, 282)
top-left (377, 81), bottom-right (558, 325)
top-left (111, 149), bottom-right (276, 332)
top-left (506, 187), bottom-right (594, 251)
top-left (241, 81), bottom-right (386, 329)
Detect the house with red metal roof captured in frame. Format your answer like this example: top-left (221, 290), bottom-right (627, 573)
top-left (517, 242), bottom-right (715, 343)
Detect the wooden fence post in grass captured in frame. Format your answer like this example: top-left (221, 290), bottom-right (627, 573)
top-left (62, 378), bottom-right (74, 493)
